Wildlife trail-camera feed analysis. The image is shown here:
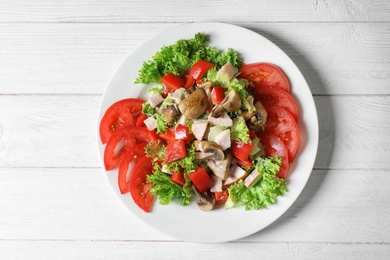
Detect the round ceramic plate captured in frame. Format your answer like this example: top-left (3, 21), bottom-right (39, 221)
top-left (97, 22), bottom-right (318, 243)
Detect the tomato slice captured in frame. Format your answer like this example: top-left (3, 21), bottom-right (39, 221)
top-left (231, 141), bottom-right (254, 162)
top-left (171, 170), bottom-right (186, 186)
top-left (214, 190), bottom-right (229, 205)
top-left (159, 127), bottom-right (176, 143)
top-left (264, 105), bottom-right (300, 163)
top-left (211, 86), bottom-right (226, 105)
top-left (254, 86), bottom-right (298, 122)
top-left (164, 139), bottom-right (187, 163)
top-left (182, 74), bottom-right (195, 89)
top-left (257, 131), bottom-right (289, 179)
top-left (118, 150), bottom-right (136, 194)
top-left (99, 98), bottom-right (145, 144)
top-left (175, 124), bottom-right (193, 144)
top-left (187, 60), bottom-right (214, 81)
top-left (239, 62), bottom-right (291, 93)
top-left (129, 156), bottom-right (155, 213)
top-left (135, 113), bottom-right (147, 127)
top-left (188, 167), bottom-right (214, 193)
top-left (160, 73), bottom-right (184, 91)
top-left (104, 126), bottom-right (159, 170)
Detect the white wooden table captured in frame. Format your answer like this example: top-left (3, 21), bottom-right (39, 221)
top-left (1, 1), bottom-right (390, 259)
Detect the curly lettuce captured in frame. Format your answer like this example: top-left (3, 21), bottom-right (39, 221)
top-left (135, 33), bottom-right (243, 84)
top-left (226, 157), bottom-right (287, 210)
top-left (230, 116), bottom-right (251, 144)
top-left (147, 165), bottom-right (192, 206)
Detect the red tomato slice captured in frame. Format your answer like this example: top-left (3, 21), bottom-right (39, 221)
top-left (187, 60), bottom-right (214, 81)
top-left (160, 73), bottom-right (184, 91)
top-left (129, 156), bottom-right (155, 213)
top-left (182, 74), bottom-right (195, 89)
top-left (254, 86), bottom-right (298, 122)
top-left (104, 126), bottom-right (159, 170)
top-left (264, 105), bottom-right (300, 163)
top-left (118, 150), bottom-right (136, 194)
top-left (257, 131), bottom-right (289, 179)
top-left (99, 98), bottom-right (144, 144)
top-left (211, 86), bottom-right (226, 105)
top-left (159, 127), bottom-right (176, 143)
top-left (231, 141), bottom-right (254, 162)
top-left (214, 190), bottom-right (229, 205)
top-left (164, 139), bottom-right (187, 163)
top-left (239, 62), bottom-right (291, 93)
top-left (189, 167), bottom-right (214, 193)
top-left (175, 124), bottom-right (193, 144)
top-left (171, 170), bottom-right (186, 186)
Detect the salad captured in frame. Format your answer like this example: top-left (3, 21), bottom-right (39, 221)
top-left (99, 33), bottom-right (300, 212)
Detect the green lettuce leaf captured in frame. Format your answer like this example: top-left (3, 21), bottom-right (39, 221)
top-left (226, 157), bottom-right (287, 210)
top-left (230, 116), bottom-right (251, 144)
top-left (147, 165), bottom-right (192, 206)
top-left (135, 33), bottom-right (243, 84)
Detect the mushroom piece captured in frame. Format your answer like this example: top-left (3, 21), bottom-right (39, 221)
top-left (196, 141), bottom-right (225, 162)
top-left (192, 184), bottom-right (216, 211)
top-left (159, 105), bottom-right (178, 124)
top-left (254, 101), bottom-right (267, 126)
top-left (178, 88), bottom-right (208, 119)
top-left (221, 90), bottom-right (241, 112)
top-left (200, 81), bottom-right (214, 113)
top-left (207, 150), bottom-right (234, 180)
top-left (211, 90), bottom-right (241, 117)
top-left (241, 101), bottom-right (268, 130)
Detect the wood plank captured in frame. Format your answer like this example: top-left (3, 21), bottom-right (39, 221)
top-left (1, 23), bottom-right (389, 95)
top-left (1, 0), bottom-right (389, 23)
top-left (0, 95), bottom-right (389, 169)
top-left (1, 240), bottom-right (390, 260)
top-left (0, 168), bottom-right (389, 243)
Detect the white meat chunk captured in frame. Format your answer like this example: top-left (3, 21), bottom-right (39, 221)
top-left (244, 169), bottom-right (263, 188)
top-left (216, 62), bottom-right (238, 81)
top-left (191, 120), bottom-right (208, 141)
top-left (208, 112), bottom-right (233, 127)
top-left (224, 166), bottom-right (248, 186)
top-left (210, 175), bottom-right (223, 192)
top-left (214, 129), bottom-right (231, 150)
top-left (143, 116), bottom-right (157, 131)
top-left (170, 88), bottom-right (186, 104)
top-left (147, 93), bottom-right (164, 108)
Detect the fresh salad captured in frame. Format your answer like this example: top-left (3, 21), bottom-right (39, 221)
top-left (99, 33), bottom-right (300, 212)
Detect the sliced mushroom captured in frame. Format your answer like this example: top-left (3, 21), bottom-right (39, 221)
top-left (210, 90), bottom-right (241, 117)
top-left (210, 104), bottom-right (225, 118)
top-left (200, 81), bottom-right (214, 113)
top-left (241, 101), bottom-right (268, 131)
top-left (192, 185), bottom-right (216, 211)
top-left (221, 90), bottom-right (241, 112)
top-left (159, 105), bottom-right (178, 124)
top-left (178, 88), bottom-right (208, 119)
top-left (254, 101), bottom-right (267, 126)
top-left (196, 141), bottom-right (225, 161)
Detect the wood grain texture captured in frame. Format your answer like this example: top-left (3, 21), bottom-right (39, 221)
top-left (1, 0), bottom-right (390, 23)
top-left (1, 240), bottom-right (390, 260)
top-left (1, 95), bottom-right (389, 169)
top-left (0, 168), bottom-right (389, 244)
top-left (1, 22), bottom-right (390, 95)
top-left (1, 0), bottom-right (389, 257)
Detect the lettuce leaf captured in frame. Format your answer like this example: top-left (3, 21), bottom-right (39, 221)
top-left (135, 33), bottom-right (243, 84)
top-left (146, 165), bottom-right (192, 206)
top-left (226, 157), bottom-right (287, 210)
top-left (230, 116), bottom-right (251, 144)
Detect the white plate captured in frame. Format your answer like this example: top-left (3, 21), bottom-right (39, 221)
top-left (97, 22), bottom-right (319, 243)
